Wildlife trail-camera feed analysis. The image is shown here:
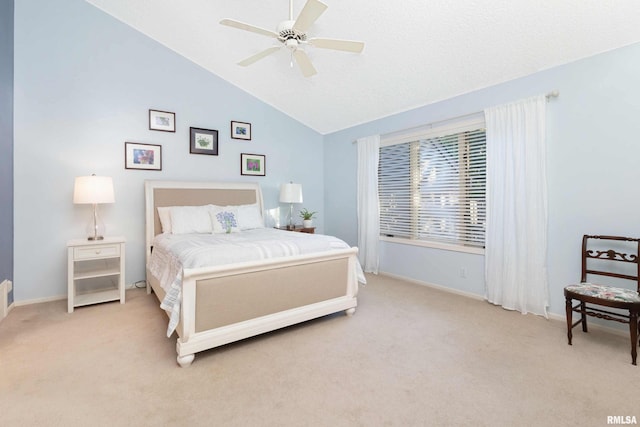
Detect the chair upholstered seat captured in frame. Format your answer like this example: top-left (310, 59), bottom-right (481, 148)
top-left (564, 235), bottom-right (640, 365)
top-left (565, 283), bottom-right (640, 303)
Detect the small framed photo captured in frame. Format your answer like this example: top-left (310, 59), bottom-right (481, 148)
top-left (190, 127), bottom-right (219, 155)
top-left (231, 121), bottom-right (251, 141)
top-left (125, 142), bottom-right (162, 170)
top-left (149, 109), bottom-right (176, 132)
top-left (240, 153), bottom-right (265, 176)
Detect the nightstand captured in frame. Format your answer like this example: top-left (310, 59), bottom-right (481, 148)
top-left (275, 226), bottom-right (316, 234)
top-left (67, 236), bottom-right (125, 313)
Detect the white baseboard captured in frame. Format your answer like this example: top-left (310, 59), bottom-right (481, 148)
top-left (378, 271), bottom-right (485, 301)
top-left (1, 280), bottom-right (11, 321)
top-left (13, 286), bottom-right (140, 307)
top-left (7, 301), bottom-right (14, 316)
top-left (13, 294), bottom-right (66, 307)
top-left (378, 271), bottom-right (628, 338)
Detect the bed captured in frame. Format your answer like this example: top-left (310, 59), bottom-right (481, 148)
top-left (144, 180), bottom-right (363, 367)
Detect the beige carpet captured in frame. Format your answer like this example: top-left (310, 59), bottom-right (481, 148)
top-left (0, 274), bottom-right (637, 426)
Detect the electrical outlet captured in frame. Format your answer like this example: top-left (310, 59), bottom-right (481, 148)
top-left (460, 268), bottom-right (467, 278)
top-left (7, 280), bottom-right (12, 293)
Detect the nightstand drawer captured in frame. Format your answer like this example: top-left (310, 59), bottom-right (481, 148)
top-left (74, 244), bottom-right (120, 260)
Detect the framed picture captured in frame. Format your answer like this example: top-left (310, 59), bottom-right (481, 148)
top-left (149, 109), bottom-right (176, 132)
top-left (231, 121), bottom-right (252, 141)
top-left (240, 153), bottom-right (265, 176)
top-left (125, 142), bottom-right (162, 170)
top-left (190, 127), bottom-right (219, 155)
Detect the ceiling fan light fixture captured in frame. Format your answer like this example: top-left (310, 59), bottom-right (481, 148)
top-left (285, 39), bottom-right (298, 50)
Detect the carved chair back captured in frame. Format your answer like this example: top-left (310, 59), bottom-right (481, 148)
top-left (580, 235), bottom-right (640, 292)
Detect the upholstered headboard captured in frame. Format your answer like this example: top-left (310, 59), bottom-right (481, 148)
top-left (144, 180), bottom-right (264, 263)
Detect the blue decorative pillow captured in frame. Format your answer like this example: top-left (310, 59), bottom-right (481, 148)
top-left (210, 207), bottom-right (240, 234)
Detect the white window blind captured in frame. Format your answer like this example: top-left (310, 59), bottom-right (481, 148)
top-left (379, 115), bottom-right (486, 248)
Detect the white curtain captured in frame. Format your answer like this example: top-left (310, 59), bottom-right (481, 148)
top-left (484, 95), bottom-right (549, 317)
top-left (356, 135), bottom-right (380, 274)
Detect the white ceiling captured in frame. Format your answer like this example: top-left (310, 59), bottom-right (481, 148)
top-left (85, 0), bottom-right (640, 135)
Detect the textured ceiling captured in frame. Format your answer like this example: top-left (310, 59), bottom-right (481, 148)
top-left (85, 0), bottom-right (640, 134)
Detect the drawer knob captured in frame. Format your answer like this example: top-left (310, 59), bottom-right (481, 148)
top-left (95, 250), bottom-right (101, 254)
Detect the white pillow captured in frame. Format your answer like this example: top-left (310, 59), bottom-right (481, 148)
top-left (210, 206), bottom-right (240, 234)
top-left (157, 206), bottom-right (172, 233)
top-left (237, 204), bottom-right (264, 230)
top-left (170, 205), bottom-right (213, 234)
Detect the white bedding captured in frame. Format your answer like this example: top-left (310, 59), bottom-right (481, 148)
top-left (148, 228), bottom-right (366, 336)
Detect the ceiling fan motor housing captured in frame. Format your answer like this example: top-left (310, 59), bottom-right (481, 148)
top-left (278, 20), bottom-right (307, 47)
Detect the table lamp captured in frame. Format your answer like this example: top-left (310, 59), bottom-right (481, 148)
top-left (73, 174), bottom-right (115, 240)
top-left (279, 182), bottom-right (303, 229)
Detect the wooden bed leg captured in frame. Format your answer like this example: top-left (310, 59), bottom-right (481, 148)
top-left (177, 354), bottom-right (195, 368)
top-left (345, 307), bottom-right (356, 316)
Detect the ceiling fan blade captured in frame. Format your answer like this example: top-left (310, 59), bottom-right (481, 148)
top-left (238, 47), bottom-right (281, 67)
top-left (292, 0), bottom-right (328, 33)
top-left (293, 50), bottom-right (317, 77)
top-left (220, 19), bottom-right (279, 39)
top-left (308, 38), bottom-right (365, 53)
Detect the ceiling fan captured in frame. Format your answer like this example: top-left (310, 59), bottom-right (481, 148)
top-left (220, 0), bottom-right (365, 77)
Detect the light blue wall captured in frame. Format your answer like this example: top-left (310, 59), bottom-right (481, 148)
top-left (12, 0), bottom-right (640, 315)
top-left (13, 0), bottom-right (323, 302)
top-left (324, 42), bottom-right (640, 317)
top-left (0, 0), bottom-right (14, 304)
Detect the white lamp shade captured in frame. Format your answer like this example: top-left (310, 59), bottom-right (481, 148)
top-left (279, 183), bottom-right (303, 204)
top-left (73, 175), bottom-right (115, 204)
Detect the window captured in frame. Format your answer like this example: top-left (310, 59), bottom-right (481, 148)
top-left (378, 115), bottom-right (486, 250)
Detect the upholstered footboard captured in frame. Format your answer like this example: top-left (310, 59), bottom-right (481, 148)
top-left (147, 248), bottom-right (359, 367)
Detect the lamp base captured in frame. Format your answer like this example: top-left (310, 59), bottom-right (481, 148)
top-left (288, 203), bottom-right (295, 230)
top-left (86, 203), bottom-right (106, 241)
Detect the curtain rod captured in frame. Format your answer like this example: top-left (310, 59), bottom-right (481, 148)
top-left (353, 90), bottom-right (560, 143)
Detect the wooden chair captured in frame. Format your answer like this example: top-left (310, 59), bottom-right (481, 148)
top-left (564, 235), bottom-right (640, 365)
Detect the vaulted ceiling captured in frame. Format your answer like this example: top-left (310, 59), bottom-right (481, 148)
top-left (85, 0), bottom-right (640, 134)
